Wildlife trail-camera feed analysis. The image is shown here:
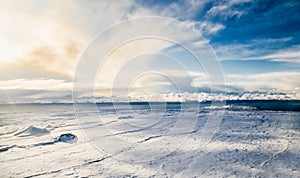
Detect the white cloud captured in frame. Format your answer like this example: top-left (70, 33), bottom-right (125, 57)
top-left (250, 37), bottom-right (292, 44)
top-left (129, 1), bottom-right (224, 37)
top-left (189, 21), bottom-right (225, 36)
top-left (205, 0), bottom-right (251, 20)
top-left (215, 38), bottom-right (300, 63)
top-left (0, 78), bottom-right (72, 90)
top-left (227, 72), bottom-right (300, 91)
top-left (259, 45), bottom-right (300, 63)
top-left (206, 5), bottom-right (244, 20)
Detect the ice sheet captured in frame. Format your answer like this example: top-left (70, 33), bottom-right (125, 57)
top-left (0, 103), bottom-right (299, 177)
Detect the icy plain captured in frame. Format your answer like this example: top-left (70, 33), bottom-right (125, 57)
top-left (0, 103), bottom-right (299, 177)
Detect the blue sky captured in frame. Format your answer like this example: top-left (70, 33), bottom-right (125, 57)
top-left (0, 0), bottom-right (299, 103)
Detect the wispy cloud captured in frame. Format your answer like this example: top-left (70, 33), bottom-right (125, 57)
top-left (227, 72), bottom-right (300, 91)
top-left (205, 0), bottom-right (251, 20)
top-left (187, 21), bottom-right (225, 36)
top-left (258, 45), bottom-right (300, 63)
top-left (215, 37), bottom-right (300, 63)
top-left (133, 0), bottom-right (226, 37)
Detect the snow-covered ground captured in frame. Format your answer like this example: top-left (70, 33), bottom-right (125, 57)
top-left (0, 103), bottom-right (299, 177)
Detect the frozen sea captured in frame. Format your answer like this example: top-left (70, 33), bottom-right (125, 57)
top-left (0, 101), bottom-right (299, 177)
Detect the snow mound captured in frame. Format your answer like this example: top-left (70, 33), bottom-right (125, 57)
top-left (14, 126), bottom-right (50, 137)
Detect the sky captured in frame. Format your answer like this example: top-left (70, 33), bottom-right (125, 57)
top-left (0, 0), bottom-right (299, 103)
